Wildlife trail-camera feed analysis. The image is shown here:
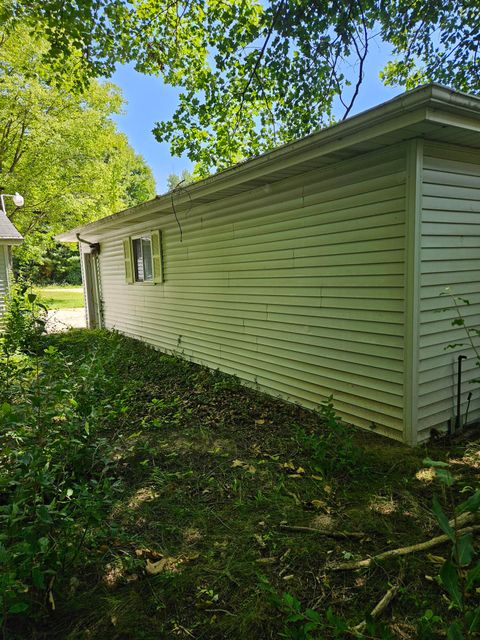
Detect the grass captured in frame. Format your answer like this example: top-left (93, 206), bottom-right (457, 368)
top-left (5, 330), bottom-right (480, 639)
top-left (34, 285), bottom-right (84, 309)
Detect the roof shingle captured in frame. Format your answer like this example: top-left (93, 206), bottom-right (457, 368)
top-left (0, 212), bottom-right (23, 242)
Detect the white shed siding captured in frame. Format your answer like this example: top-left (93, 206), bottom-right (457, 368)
top-left (0, 244), bottom-right (10, 318)
top-left (98, 147), bottom-right (408, 440)
top-left (418, 143), bottom-right (480, 440)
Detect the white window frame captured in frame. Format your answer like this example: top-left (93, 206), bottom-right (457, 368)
top-left (131, 233), bottom-right (154, 283)
top-left (123, 230), bottom-right (163, 285)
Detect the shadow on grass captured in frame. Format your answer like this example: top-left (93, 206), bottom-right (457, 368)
top-left (37, 330), bottom-right (479, 640)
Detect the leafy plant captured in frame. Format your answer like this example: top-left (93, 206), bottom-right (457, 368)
top-left (1, 282), bottom-right (47, 356)
top-left (442, 289), bottom-right (480, 384)
top-left (422, 459), bottom-right (480, 640)
top-left (0, 332), bottom-right (123, 632)
top-left (271, 590), bottom-right (391, 639)
top-left (296, 395), bottom-right (363, 478)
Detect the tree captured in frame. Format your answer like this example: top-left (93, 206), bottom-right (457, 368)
top-left (3, 1), bottom-right (479, 175)
top-left (0, 24), bottom-right (156, 267)
top-left (166, 169), bottom-right (194, 191)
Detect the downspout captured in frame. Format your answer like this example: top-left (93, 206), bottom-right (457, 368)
top-left (455, 355), bottom-right (467, 434)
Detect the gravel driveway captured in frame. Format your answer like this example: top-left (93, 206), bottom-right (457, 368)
top-left (46, 308), bottom-right (86, 333)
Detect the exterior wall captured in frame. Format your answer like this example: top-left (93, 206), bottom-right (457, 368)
top-left (418, 142), bottom-right (480, 441)
top-left (0, 244), bottom-right (11, 319)
top-left (96, 146), bottom-right (409, 441)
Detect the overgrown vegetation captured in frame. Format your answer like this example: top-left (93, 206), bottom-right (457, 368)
top-left (0, 315), bottom-right (479, 638)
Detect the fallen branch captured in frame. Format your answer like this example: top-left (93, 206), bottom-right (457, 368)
top-left (280, 524), bottom-right (364, 539)
top-left (332, 523), bottom-right (480, 571)
top-left (351, 575), bottom-right (402, 635)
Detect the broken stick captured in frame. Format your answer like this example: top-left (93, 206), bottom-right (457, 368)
top-left (279, 524), bottom-right (364, 539)
top-left (351, 579), bottom-right (401, 635)
top-left (332, 523), bottom-right (480, 570)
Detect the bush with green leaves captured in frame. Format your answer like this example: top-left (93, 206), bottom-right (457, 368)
top-left (0, 336), bottom-right (123, 633)
top-left (420, 459), bottom-right (480, 640)
top-left (1, 283), bottom-right (47, 355)
top-left (296, 395), bottom-right (363, 478)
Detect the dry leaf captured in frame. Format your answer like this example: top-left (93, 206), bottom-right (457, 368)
top-left (296, 467), bottom-right (306, 474)
top-left (427, 554), bottom-right (446, 565)
top-left (311, 499), bottom-right (328, 510)
top-left (146, 558), bottom-right (169, 575)
top-left (256, 557), bottom-right (277, 564)
top-left (255, 419), bottom-right (265, 426)
top-left (254, 534), bottom-right (266, 547)
top-left (232, 459), bottom-right (245, 468)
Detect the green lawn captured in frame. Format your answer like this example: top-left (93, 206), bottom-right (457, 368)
top-left (2, 330), bottom-right (479, 639)
top-left (35, 285), bottom-right (84, 309)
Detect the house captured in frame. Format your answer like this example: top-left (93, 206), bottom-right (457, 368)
top-left (0, 211), bottom-right (23, 318)
top-left (56, 84), bottom-right (480, 445)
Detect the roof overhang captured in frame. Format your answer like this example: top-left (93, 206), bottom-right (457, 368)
top-left (56, 83), bottom-right (480, 243)
top-left (0, 238), bottom-right (23, 245)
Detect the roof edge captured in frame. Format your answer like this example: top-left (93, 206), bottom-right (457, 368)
top-left (56, 83), bottom-right (480, 243)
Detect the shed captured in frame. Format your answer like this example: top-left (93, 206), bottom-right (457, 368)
top-left (57, 84), bottom-right (480, 445)
top-left (0, 211), bottom-right (23, 318)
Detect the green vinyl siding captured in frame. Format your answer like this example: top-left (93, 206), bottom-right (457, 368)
top-left (95, 146), bottom-right (408, 441)
top-left (417, 142), bottom-right (480, 441)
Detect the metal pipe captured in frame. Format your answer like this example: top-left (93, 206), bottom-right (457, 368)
top-left (455, 355), bottom-right (467, 433)
top-left (465, 391), bottom-right (472, 427)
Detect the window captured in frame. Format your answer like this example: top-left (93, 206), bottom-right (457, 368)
top-left (132, 236), bottom-right (153, 282)
top-left (123, 230), bottom-right (163, 284)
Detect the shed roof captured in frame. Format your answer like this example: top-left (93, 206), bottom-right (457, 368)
top-left (56, 83), bottom-right (480, 243)
top-left (0, 212), bottom-right (23, 244)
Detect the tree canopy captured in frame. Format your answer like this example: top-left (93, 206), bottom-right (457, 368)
top-left (3, 1), bottom-right (479, 175)
top-left (0, 24), bottom-right (156, 263)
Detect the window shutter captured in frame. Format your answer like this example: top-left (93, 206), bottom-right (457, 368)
top-left (151, 230), bottom-right (163, 283)
top-left (123, 238), bottom-right (134, 284)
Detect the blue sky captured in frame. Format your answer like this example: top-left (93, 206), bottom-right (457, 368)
top-left (110, 36), bottom-right (399, 193)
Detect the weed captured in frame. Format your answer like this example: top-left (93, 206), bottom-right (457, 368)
top-left (0, 325), bottom-right (478, 639)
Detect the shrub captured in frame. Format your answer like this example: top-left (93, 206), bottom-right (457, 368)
top-left (0, 337), bottom-right (122, 633)
top-left (1, 283), bottom-right (47, 356)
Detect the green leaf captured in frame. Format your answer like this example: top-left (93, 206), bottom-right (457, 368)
top-left (32, 566), bottom-right (45, 589)
top-left (457, 490), bottom-right (480, 515)
top-left (435, 469), bottom-right (455, 487)
top-left (466, 563), bottom-right (480, 591)
top-left (8, 602), bottom-right (29, 614)
top-left (37, 505), bottom-right (52, 524)
top-left (423, 458), bottom-right (450, 468)
top-left (440, 561), bottom-right (462, 608)
top-left (454, 533), bottom-right (474, 567)
top-left (447, 621), bottom-right (464, 640)
top-left (432, 496), bottom-right (455, 541)
top-left (466, 607), bottom-right (480, 633)
top-left (305, 608), bottom-right (321, 623)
